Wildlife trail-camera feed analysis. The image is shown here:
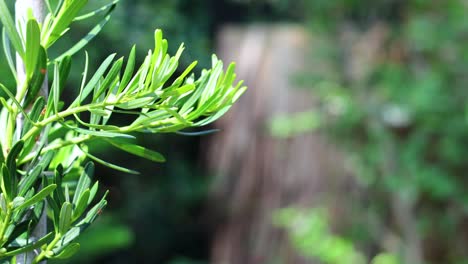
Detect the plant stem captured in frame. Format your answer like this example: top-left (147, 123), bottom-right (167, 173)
top-left (18, 135), bottom-right (93, 165)
top-left (0, 205), bottom-right (12, 247)
top-left (21, 102), bottom-right (116, 143)
top-left (31, 234), bottom-right (61, 264)
top-left (4, 81), bottom-right (29, 156)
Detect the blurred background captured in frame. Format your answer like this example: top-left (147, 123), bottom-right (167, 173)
top-left (2, 0), bottom-right (468, 263)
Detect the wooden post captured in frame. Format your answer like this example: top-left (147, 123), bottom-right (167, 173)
top-left (206, 24), bottom-right (347, 264)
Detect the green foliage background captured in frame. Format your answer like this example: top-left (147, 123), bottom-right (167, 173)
top-left (274, 1), bottom-right (468, 264)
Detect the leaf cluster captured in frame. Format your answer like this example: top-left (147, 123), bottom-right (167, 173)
top-left (0, 0), bottom-right (246, 262)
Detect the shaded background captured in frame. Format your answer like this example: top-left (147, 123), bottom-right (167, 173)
top-left (2, 0), bottom-right (468, 263)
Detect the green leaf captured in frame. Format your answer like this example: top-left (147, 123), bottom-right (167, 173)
top-left (130, 109), bottom-right (170, 128)
top-left (18, 165), bottom-right (43, 197)
top-left (116, 96), bottom-right (156, 109)
top-left (119, 45), bottom-right (136, 93)
top-left (11, 196), bottom-right (25, 209)
top-left (59, 202), bottom-right (73, 234)
top-left (72, 189), bottom-right (89, 221)
top-left (15, 184), bottom-right (57, 212)
top-left (78, 192), bottom-right (107, 225)
top-left (79, 147), bottom-right (139, 174)
top-left (72, 53), bottom-right (116, 106)
top-left (56, 194), bottom-right (107, 249)
top-left (2, 29), bottom-right (17, 82)
top-left (74, 0), bottom-right (118, 21)
top-left (170, 61), bottom-right (198, 88)
top-left (159, 84), bottom-right (195, 100)
top-left (53, 0), bottom-right (65, 16)
top-left (58, 55), bottom-right (72, 94)
top-left (53, 242), bottom-right (80, 259)
top-left (62, 122), bottom-right (134, 139)
top-left (2, 232), bottom-right (54, 257)
top-left (78, 51), bottom-right (90, 102)
top-left (44, 0), bottom-right (54, 14)
top-left (6, 140), bottom-right (24, 181)
top-left (199, 56), bottom-right (224, 106)
top-left (106, 139), bottom-right (166, 162)
top-left (180, 71), bottom-right (210, 114)
top-left (0, 193), bottom-right (7, 213)
top-left (88, 108), bottom-right (110, 117)
top-left (162, 107), bottom-right (192, 126)
top-left (72, 112), bottom-right (118, 130)
top-left (195, 105), bottom-right (232, 126)
top-left (93, 57), bottom-right (123, 100)
top-left (136, 50), bottom-right (153, 92)
top-left (176, 128), bottom-right (220, 136)
top-left (54, 3), bottom-right (115, 61)
top-left (53, 164), bottom-right (66, 206)
top-left (22, 97), bottom-right (46, 138)
top-left (0, 84), bottom-right (37, 125)
top-left (187, 88), bottom-right (223, 120)
top-left (72, 162), bottom-right (93, 205)
top-left (88, 181), bottom-right (99, 204)
top-left (47, 195), bottom-right (61, 229)
top-left (25, 19), bottom-right (41, 79)
top-left (1, 164), bottom-right (12, 200)
top-left (42, 0), bottom-right (89, 47)
top-left (24, 46), bottom-right (47, 107)
top-left (0, 0), bottom-right (24, 57)
top-left (51, 62), bottom-right (61, 114)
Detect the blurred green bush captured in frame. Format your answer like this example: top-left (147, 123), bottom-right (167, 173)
top-left (274, 208), bottom-right (400, 264)
top-left (272, 1), bottom-right (468, 263)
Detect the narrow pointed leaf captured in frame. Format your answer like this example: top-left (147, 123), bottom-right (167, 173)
top-left (25, 19), bottom-right (41, 79)
top-left (24, 46), bottom-right (47, 107)
top-left (0, 0), bottom-right (24, 57)
top-left (52, 242), bottom-right (80, 259)
top-left (43, 0), bottom-right (89, 47)
top-left (116, 96), bottom-right (155, 109)
top-left (88, 181), bottom-right (99, 204)
top-left (72, 53), bottom-right (116, 106)
top-left (18, 165), bottom-right (43, 197)
top-left (59, 202), bottom-right (73, 234)
top-left (1, 164), bottom-right (12, 200)
top-left (74, 0), bottom-right (118, 21)
top-left (80, 148), bottom-right (139, 174)
top-left (7, 140), bottom-right (24, 174)
top-left (106, 139), bottom-right (165, 162)
top-left (78, 192), bottom-right (108, 225)
top-left (72, 162), bottom-right (93, 205)
top-left (176, 128), bottom-right (220, 136)
top-left (54, 5), bottom-right (115, 61)
top-left (62, 122), bottom-right (133, 139)
top-left (119, 45), bottom-right (136, 93)
top-left (72, 189), bottom-right (89, 221)
top-left (2, 232), bottom-right (54, 257)
top-left (2, 29), bottom-right (17, 81)
top-left (57, 195), bottom-right (107, 249)
top-left (0, 84), bottom-right (36, 125)
top-left (15, 184), bottom-right (56, 211)
top-left (58, 55), bottom-right (72, 94)
top-left (93, 58), bottom-right (123, 100)
top-left (195, 105), bottom-right (232, 126)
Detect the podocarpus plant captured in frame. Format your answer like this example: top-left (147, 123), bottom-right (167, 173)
top-left (0, 0), bottom-right (246, 263)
